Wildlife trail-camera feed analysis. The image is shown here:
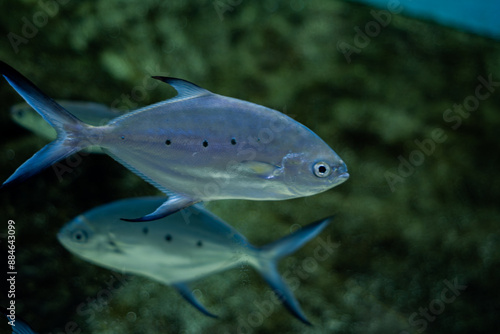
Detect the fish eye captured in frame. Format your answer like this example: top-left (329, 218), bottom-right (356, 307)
top-left (71, 229), bottom-right (88, 243)
top-left (313, 162), bottom-right (331, 178)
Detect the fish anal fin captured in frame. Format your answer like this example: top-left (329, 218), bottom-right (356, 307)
top-left (173, 282), bottom-right (218, 318)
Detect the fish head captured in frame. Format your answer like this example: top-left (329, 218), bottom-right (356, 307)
top-left (10, 101), bottom-right (56, 139)
top-left (279, 147), bottom-right (349, 196)
top-left (57, 214), bottom-right (125, 264)
top-left (10, 102), bottom-right (40, 131)
top-left (10, 102), bottom-right (31, 124)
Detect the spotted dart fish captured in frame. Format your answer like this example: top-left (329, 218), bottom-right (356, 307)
top-left (58, 196), bottom-right (332, 324)
top-left (1, 61), bottom-right (349, 221)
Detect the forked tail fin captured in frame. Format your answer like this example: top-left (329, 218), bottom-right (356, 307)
top-left (1, 61), bottom-right (96, 188)
top-left (251, 217), bottom-right (333, 325)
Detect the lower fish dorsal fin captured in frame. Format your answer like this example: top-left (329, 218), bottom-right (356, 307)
top-left (251, 217), bottom-right (333, 325)
top-left (173, 282), bottom-right (218, 318)
top-left (120, 194), bottom-right (197, 222)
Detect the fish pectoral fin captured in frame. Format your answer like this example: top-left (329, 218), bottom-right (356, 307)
top-left (121, 194), bottom-right (197, 222)
top-left (173, 282), bottom-right (218, 318)
top-left (236, 161), bottom-right (281, 179)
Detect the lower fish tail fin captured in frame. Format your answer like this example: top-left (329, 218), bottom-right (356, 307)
top-left (1, 61), bottom-right (98, 188)
top-left (251, 217), bottom-right (333, 325)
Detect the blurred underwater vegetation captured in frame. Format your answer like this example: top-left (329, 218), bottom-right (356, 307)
top-left (0, 0), bottom-right (499, 333)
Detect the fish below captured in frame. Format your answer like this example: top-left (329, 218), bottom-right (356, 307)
top-left (57, 196), bottom-right (333, 324)
top-left (1, 61), bottom-right (349, 221)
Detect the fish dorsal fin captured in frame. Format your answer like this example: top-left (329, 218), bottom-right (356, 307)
top-left (152, 77), bottom-right (212, 101)
top-left (106, 77), bottom-right (212, 124)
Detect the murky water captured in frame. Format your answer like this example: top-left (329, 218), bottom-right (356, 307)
top-left (1, 1), bottom-right (499, 333)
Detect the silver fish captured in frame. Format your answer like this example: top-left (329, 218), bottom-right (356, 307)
top-left (1, 61), bottom-right (349, 221)
top-left (57, 196), bottom-right (332, 324)
top-left (10, 100), bottom-right (122, 153)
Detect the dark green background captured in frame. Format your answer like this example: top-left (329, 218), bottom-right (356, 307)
top-left (1, 0), bottom-right (499, 333)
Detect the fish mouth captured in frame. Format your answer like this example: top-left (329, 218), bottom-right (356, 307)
top-left (106, 233), bottom-right (125, 254)
top-left (331, 172), bottom-right (349, 187)
top-left (333, 162), bottom-right (349, 181)
top-left (327, 160), bottom-right (349, 186)
top-left (338, 172), bottom-right (349, 179)
top-left (57, 224), bottom-right (73, 246)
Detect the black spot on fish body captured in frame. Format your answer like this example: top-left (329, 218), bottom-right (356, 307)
top-left (197, 240), bottom-right (203, 247)
top-left (231, 138), bottom-right (237, 145)
top-left (143, 227), bottom-right (148, 235)
top-left (121, 136), bottom-right (125, 140)
top-left (165, 139), bottom-right (171, 145)
top-left (203, 140), bottom-right (208, 147)
top-left (165, 234), bottom-right (172, 241)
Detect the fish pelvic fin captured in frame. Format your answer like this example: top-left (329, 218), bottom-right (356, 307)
top-left (252, 217), bottom-right (333, 325)
top-left (121, 194), bottom-right (197, 222)
top-left (0, 61), bottom-right (98, 188)
top-left (173, 282), bottom-right (218, 318)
